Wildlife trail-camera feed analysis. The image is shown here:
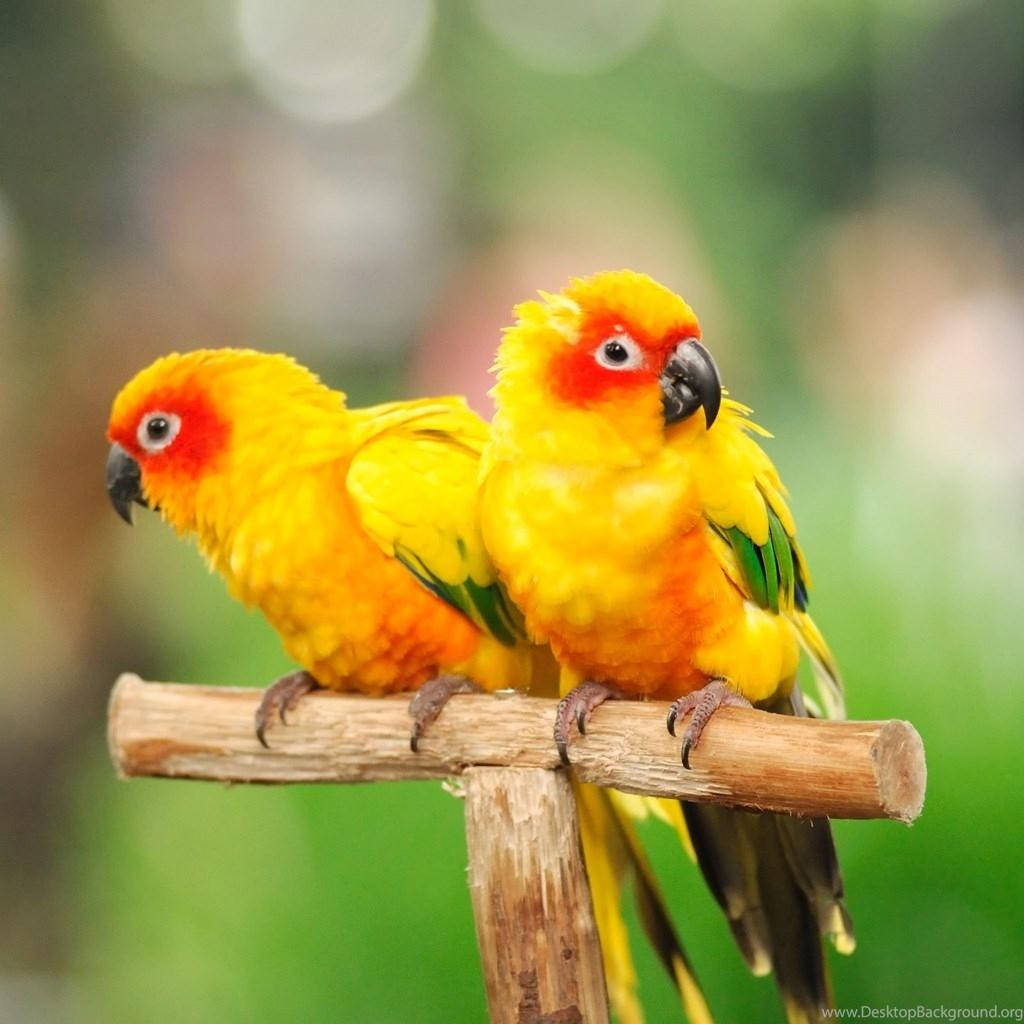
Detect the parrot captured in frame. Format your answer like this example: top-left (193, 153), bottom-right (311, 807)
top-left (479, 270), bottom-right (856, 1023)
top-left (105, 347), bottom-right (713, 1024)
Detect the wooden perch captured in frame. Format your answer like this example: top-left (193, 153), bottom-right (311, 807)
top-left (108, 673), bottom-right (926, 822)
top-left (106, 673), bottom-right (927, 1023)
top-left (464, 768), bottom-right (609, 1024)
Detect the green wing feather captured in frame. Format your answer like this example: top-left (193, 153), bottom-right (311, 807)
top-left (393, 545), bottom-right (522, 646)
top-left (699, 401), bottom-right (843, 718)
top-left (715, 503), bottom-right (800, 616)
top-left (768, 508), bottom-right (795, 610)
top-left (761, 518), bottom-right (781, 614)
top-left (346, 397), bottom-right (525, 647)
top-left (725, 526), bottom-right (769, 609)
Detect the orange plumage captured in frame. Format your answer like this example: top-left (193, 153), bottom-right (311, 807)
top-left (106, 348), bottom-right (540, 695)
top-left (107, 346), bottom-right (715, 1024)
top-left (106, 345), bottom-right (715, 1024)
top-left (481, 270), bottom-right (853, 1023)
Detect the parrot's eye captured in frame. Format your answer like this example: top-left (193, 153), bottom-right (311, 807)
top-left (594, 335), bottom-right (645, 371)
top-left (137, 411), bottom-right (181, 453)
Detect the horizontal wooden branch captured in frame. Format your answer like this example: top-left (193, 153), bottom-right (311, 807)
top-left (107, 673), bottom-right (926, 822)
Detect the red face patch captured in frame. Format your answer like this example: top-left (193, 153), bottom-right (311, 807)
top-left (549, 309), bottom-right (700, 406)
top-left (109, 382), bottom-right (229, 483)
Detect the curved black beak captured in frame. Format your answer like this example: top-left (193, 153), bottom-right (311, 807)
top-left (660, 339), bottom-right (721, 429)
top-left (106, 443), bottom-right (147, 524)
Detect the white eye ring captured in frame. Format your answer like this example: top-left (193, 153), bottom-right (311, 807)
top-left (137, 410), bottom-right (181, 453)
top-left (594, 334), bottom-right (645, 371)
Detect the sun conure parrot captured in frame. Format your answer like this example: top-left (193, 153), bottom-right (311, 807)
top-left (479, 270), bottom-right (855, 1024)
top-left (105, 347), bottom-right (713, 1024)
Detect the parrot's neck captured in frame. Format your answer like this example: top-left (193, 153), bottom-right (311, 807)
top-left (174, 404), bottom-right (356, 567)
top-left (488, 390), bottom-right (666, 470)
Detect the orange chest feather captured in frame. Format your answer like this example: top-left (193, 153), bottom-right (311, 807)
top-left (535, 526), bottom-right (745, 699)
top-left (214, 485), bottom-right (480, 694)
top-left (304, 549), bottom-right (482, 694)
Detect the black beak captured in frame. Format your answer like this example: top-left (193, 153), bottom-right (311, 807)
top-left (660, 339), bottom-right (722, 429)
top-left (106, 443), bottom-right (147, 524)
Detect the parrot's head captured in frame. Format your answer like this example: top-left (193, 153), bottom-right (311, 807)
top-left (106, 348), bottom-right (342, 534)
top-left (490, 270), bottom-right (721, 464)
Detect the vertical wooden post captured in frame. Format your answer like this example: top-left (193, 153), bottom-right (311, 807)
top-left (463, 767), bottom-right (609, 1024)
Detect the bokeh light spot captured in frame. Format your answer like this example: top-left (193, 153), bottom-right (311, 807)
top-left (672, 0), bottom-right (853, 91)
top-left (235, 0), bottom-right (435, 123)
top-left (474, 0), bottom-right (663, 74)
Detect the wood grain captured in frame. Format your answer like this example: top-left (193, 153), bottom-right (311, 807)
top-left (108, 674), bottom-right (925, 822)
top-left (464, 768), bottom-right (609, 1024)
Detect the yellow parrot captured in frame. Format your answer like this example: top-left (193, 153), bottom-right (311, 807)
top-left (480, 270), bottom-right (855, 1023)
top-left (105, 347), bottom-right (712, 1024)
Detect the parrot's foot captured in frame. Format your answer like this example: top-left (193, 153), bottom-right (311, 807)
top-left (666, 678), bottom-right (752, 769)
top-left (255, 670), bottom-right (319, 748)
top-left (554, 680), bottom-right (623, 767)
top-left (408, 674), bottom-right (481, 752)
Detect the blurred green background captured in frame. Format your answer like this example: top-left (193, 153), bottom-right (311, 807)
top-left (2, 1), bottom-right (1022, 1021)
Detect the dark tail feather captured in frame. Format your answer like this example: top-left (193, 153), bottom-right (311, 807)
top-left (681, 688), bottom-right (854, 1024)
top-left (750, 813), bottom-right (833, 1022)
top-left (765, 689), bottom-right (855, 960)
top-left (775, 813), bottom-right (856, 957)
top-left (680, 802), bottom-right (773, 977)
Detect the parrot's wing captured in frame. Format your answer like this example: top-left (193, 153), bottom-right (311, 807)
top-left (346, 397), bottom-right (524, 646)
top-left (696, 400), bottom-right (845, 719)
top-left (704, 505), bottom-right (806, 615)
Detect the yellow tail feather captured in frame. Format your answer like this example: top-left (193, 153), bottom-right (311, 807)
top-left (792, 610), bottom-right (845, 720)
top-left (575, 782), bottom-right (713, 1024)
